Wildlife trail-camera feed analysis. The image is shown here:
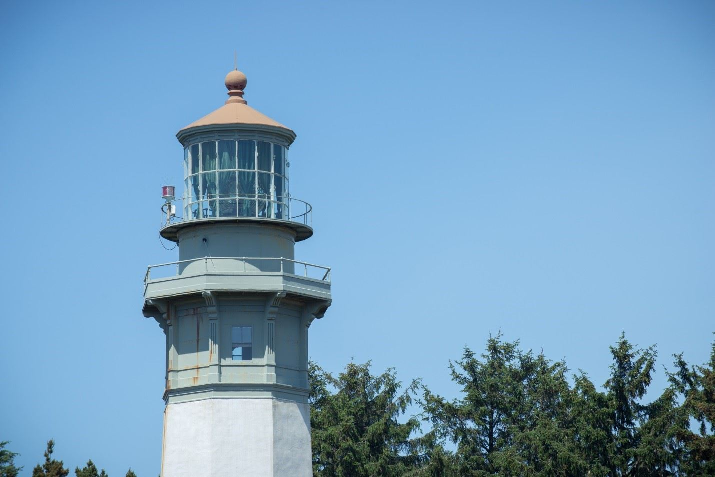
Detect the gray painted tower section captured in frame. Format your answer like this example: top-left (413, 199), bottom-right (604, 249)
top-left (142, 69), bottom-right (331, 476)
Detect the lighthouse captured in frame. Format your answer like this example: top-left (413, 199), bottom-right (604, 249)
top-left (142, 68), bottom-right (331, 476)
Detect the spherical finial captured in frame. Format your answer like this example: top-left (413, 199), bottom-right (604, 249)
top-left (225, 69), bottom-right (248, 104)
top-left (225, 69), bottom-right (247, 91)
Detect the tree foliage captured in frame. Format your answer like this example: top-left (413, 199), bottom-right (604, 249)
top-left (422, 334), bottom-right (592, 476)
top-left (0, 441), bottom-right (22, 477)
top-left (669, 338), bottom-right (715, 475)
top-left (75, 460), bottom-right (108, 477)
top-left (413, 333), bottom-right (713, 476)
top-left (309, 361), bottom-right (422, 476)
top-left (27, 442), bottom-right (117, 477)
top-left (32, 440), bottom-right (69, 477)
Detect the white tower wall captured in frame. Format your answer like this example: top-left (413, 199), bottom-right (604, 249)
top-left (162, 398), bottom-right (311, 477)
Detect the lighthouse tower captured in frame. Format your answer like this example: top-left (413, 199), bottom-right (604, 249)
top-left (142, 68), bottom-right (331, 476)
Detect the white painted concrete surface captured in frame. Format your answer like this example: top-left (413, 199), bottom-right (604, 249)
top-left (162, 398), bottom-right (311, 476)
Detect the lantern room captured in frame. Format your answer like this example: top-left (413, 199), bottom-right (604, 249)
top-left (160, 68), bottom-right (313, 242)
top-left (182, 139), bottom-right (288, 221)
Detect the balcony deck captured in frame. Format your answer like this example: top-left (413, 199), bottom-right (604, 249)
top-left (143, 257), bottom-right (331, 301)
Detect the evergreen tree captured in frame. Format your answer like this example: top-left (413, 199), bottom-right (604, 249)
top-left (630, 385), bottom-right (689, 476)
top-left (402, 444), bottom-right (460, 477)
top-left (308, 334), bottom-right (709, 476)
top-left (504, 353), bottom-right (590, 475)
top-left (75, 460), bottom-right (108, 477)
top-left (309, 361), bottom-right (422, 476)
top-left (571, 373), bottom-right (611, 476)
top-left (32, 440), bottom-right (69, 477)
top-left (603, 334), bottom-right (658, 475)
top-left (0, 441), bottom-right (22, 477)
top-left (125, 470), bottom-right (136, 477)
top-left (422, 335), bottom-right (524, 475)
top-left (422, 334), bottom-right (591, 476)
top-left (669, 339), bottom-right (715, 475)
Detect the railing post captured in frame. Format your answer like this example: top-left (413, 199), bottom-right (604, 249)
top-left (280, 258), bottom-right (283, 273)
top-left (205, 257), bottom-right (208, 273)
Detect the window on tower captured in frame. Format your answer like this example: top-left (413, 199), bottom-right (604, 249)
top-left (231, 326), bottom-right (253, 360)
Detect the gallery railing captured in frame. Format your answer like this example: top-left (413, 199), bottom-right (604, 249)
top-left (161, 195), bottom-right (312, 229)
top-left (144, 256), bottom-right (331, 291)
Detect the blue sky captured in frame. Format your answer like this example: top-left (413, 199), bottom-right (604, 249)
top-left (1, 1), bottom-right (713, 475)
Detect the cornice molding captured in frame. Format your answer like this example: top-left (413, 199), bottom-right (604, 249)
top-left (176, 123), bottom-right (296, 148)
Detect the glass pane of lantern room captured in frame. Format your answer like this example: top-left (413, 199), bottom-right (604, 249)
top-left (257, 141), bottom-right (271, 172)
top-left (284, 150), bottom-right (289, 192)
top-left (184, 178), bottom-right (190, 218)
top-left (204, 172), bottom-right (218, 217)
top-left (238, 140), bottom-right (255, 170)
top-left (273, 145), bottom-right (284, 176)
top-left (202, 142), bottom-right (217, 172)
top-left (218, 171), bottom-right (236, 196)
top-left (237, 171), bottom-right (256, 217)
top-left (184, 147), bottom-right (189, 178)
top-left (237, 171), bottom-right (255, 197)
top-left (184, 147), bottom-right (191, 217)
top-left (190, 174), bottom-right (201, 218)
top-left (190, 144), bottom-right (200, 174)
top-left (218, 140), bottom-right (236, 170)
top-left (275, 175), bottom-right (284, 219)
top-left (257, 172), bottom-right (271, 218)
top-left (218, 171), bottom-right (237, 217)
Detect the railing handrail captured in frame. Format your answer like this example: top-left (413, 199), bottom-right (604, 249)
top-left (147, 256), bottom-right (330, 271)
top-left (144, 256), bottom-right (331, 284)
top-left (181, 193), bottom-right (312, 207)
top-left (161, 195), bottom-right (312, 228)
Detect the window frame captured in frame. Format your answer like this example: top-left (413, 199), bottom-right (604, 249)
top-left (231, 326), bottom-right (253, 361)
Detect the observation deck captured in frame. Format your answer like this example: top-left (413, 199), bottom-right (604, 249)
top-left (143, 256), bottom-right (331, 302)
top-left (160, 194), bottom-right (313, 242)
